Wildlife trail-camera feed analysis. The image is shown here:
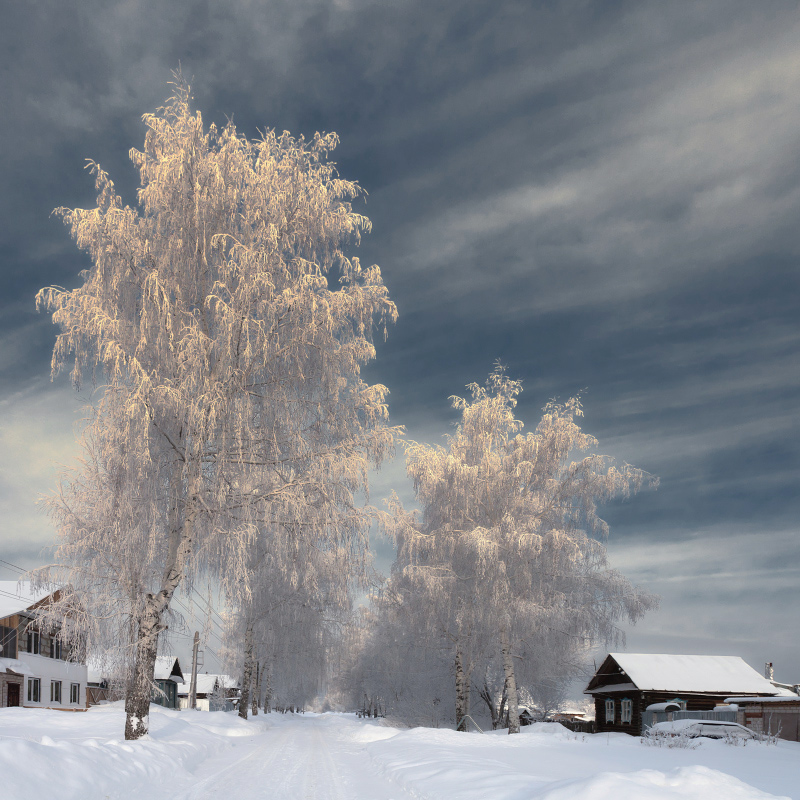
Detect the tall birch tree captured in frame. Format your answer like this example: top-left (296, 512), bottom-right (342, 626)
top-left (35, 80), bottom-right (396, 739)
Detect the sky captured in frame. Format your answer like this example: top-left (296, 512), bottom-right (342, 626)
top-left (1, 1), bottom-right (798, 689)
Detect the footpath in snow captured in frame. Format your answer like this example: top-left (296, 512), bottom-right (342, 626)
top-left (0, 705), bottom-right (796, 800)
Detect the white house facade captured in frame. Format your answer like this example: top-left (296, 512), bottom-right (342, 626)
top-left (0, 581), bottom-right (88, 710)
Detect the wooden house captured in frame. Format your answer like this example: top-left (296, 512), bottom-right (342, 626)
top-left (176, 673), bottom-right (238, 711)
top-left (152, 656), bottom-right (184, 709)
top-left (0, 581), bottom-right (88, 710)
top-left (585, 653), bottom-right (788, 735)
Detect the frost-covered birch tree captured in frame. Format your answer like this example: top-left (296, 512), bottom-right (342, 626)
top-left (35, 79), bottom-right (396, 739)
top-left (385, 366), bottom-right (657, 733)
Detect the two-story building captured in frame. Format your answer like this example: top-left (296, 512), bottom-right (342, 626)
top-left (0, 581), bottom-right (88, 710)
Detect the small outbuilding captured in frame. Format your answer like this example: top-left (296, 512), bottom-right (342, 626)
top-left (724, 695), bottom-right (800, 742)
top-left (152, 656), bottom-right (184, 709)
top-left (585, 653), bottom-right (790, 735)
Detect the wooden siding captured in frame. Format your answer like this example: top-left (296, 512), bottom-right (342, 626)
top-left (594, 690), bottom-right (752, 735)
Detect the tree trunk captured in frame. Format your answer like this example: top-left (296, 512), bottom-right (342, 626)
top-left (500, 627), bottom-right (520, 734)
top-left (264, 663), bottom-right (272, 712)
top-left (455, 645), bottom-right (470, 732)
top-left (125, 469), bottom-right (198, 740)
top-left (251, 660), bottom-right (260, 716)
top-left (239, 621), bottom-right (254, 719)
top-left (124, 603), bottom-right (161, 740)
top-left (478, 676), bottom-right (502, 730)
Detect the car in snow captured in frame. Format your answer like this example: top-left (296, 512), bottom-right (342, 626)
top-left (646, 718), bottom-right (754, 740)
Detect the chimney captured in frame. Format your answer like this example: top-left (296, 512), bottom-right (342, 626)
top-left (765, 662), bottom-right (774, 681)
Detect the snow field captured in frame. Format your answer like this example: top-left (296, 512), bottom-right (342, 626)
top-left (0, 706), bottom-right (796, 800)
top-left (0, 703), bottom-right (267, 800)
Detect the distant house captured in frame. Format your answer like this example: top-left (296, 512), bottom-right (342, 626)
top-left (85, 660), bottom-right (115, 707)
top-left (0, 581), bottom-right (88, 710)
top-left (585, 653), bottom-right (791, 735)
top-left (152, 656), bottom-right (184, 709)
top-left (176, 673), bottom-right (238, 711)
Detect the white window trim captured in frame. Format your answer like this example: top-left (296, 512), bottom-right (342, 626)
top-left (621, 698), bottom-right (632, 724)
top-left (51, 680), bottom-right (62, 704)
top-left (605, 698), bottom-right (614, 723)
top-left (70, 682), bottom-right (80, 704)
top-left (28, 677), bottom-right (41, 703)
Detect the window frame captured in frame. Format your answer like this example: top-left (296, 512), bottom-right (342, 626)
top-left (70, 682), bottom-right (80, 704)
top-left (605, 698), bottom-right (615, 723)
top-left (28, 677), bottom-right (41, 703)
top-left (621, 698), bottom-right (633, 724)
top-left (0, 624), bottom-right (16, 659)
top-left (51, 680), bottom-right (62, 704)
top-left (27, 629), bottom-right (40, 655)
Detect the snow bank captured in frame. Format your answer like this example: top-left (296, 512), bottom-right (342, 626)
top-left (528, 766), bottom-right (787, 800)
top-left (0, 703), bottom-right (268, 800)
top-left (365, 722), bottom-right (795, 800)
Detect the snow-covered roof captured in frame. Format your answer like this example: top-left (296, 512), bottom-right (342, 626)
top-left (154, 656), bottom-right (183, 682)
top-left (585, 682), bottom-right (638, 695)
top-left (176, 674), bottom-right (218, 695)
top-left (595, 654), bottom-right (781, 695)
top-left (0, 581), bottom-right (53, 621)
top-left (176, 674), bottom-right (238, 695)
top-left (725, 695), bottom-right (800, 704)
top-left (0, 657), bottom-right (39, 678)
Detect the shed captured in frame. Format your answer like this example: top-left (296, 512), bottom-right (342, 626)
top-left (585, 653), bottom-right (787, 735)
top-left (152, 656), bottom-right (184, 709)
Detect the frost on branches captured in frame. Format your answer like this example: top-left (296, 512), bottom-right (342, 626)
top-left (363, 366), bottom-right (657, 733)
top-left (35, 80), bottom-right (397, 739)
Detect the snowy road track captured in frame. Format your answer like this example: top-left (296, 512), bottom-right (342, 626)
top-left (167, 714), bottom-right (415, 800)
top-left (2, 707), bottom-right (796, 800)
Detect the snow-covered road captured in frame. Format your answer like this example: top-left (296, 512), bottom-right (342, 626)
top-left (1, 706), bottom-right (797, 800)
top-left (166, 714), bottom-right (411, 800)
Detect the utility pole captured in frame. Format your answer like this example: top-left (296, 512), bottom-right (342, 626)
top-left (189, 631), bottom-right (200, 710)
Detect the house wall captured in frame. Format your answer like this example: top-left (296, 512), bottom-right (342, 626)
top-left (738, 702), bottom-right (800, 742)
top-left (593, 691), bottom-right (747, 735)
top-left (16, 651), bottom-right (88, 710)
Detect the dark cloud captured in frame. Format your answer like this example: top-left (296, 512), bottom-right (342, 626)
top-left (1, 0), bottom-right (798, 683)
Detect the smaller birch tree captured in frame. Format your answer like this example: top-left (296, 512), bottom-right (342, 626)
top-left (386, 366), bottom-right (657, 733)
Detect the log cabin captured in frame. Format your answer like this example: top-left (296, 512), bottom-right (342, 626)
top-left (585, 653), bottom-right (791, 735)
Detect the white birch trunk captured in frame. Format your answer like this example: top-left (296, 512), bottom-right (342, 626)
top-left (500, 627), bottom-right (520, 735)
top-left (125, 488), bottom-right (197, 740)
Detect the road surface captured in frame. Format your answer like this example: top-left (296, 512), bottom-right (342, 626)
top-left (167, 713), bottom-right (414, 800)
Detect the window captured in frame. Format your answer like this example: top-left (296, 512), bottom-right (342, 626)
top-left (27, 678), bottom-right (40, 703)
top-left (605, 698), bottom-right (615, 723)
top-left (621, 698), bottom-right (633, 724)
top-left (0, 624), bottom-right (16, 659)
top-left (50, 637), bottom-right (62, 660)
top-left (70, 683), bottom-right (80, 704)
top-left (669, 697), bottom-right (687, 711)
top-left (27, 629), bottom-right (40, 655)
top-left (51, 680), bottom-right (62, 703)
